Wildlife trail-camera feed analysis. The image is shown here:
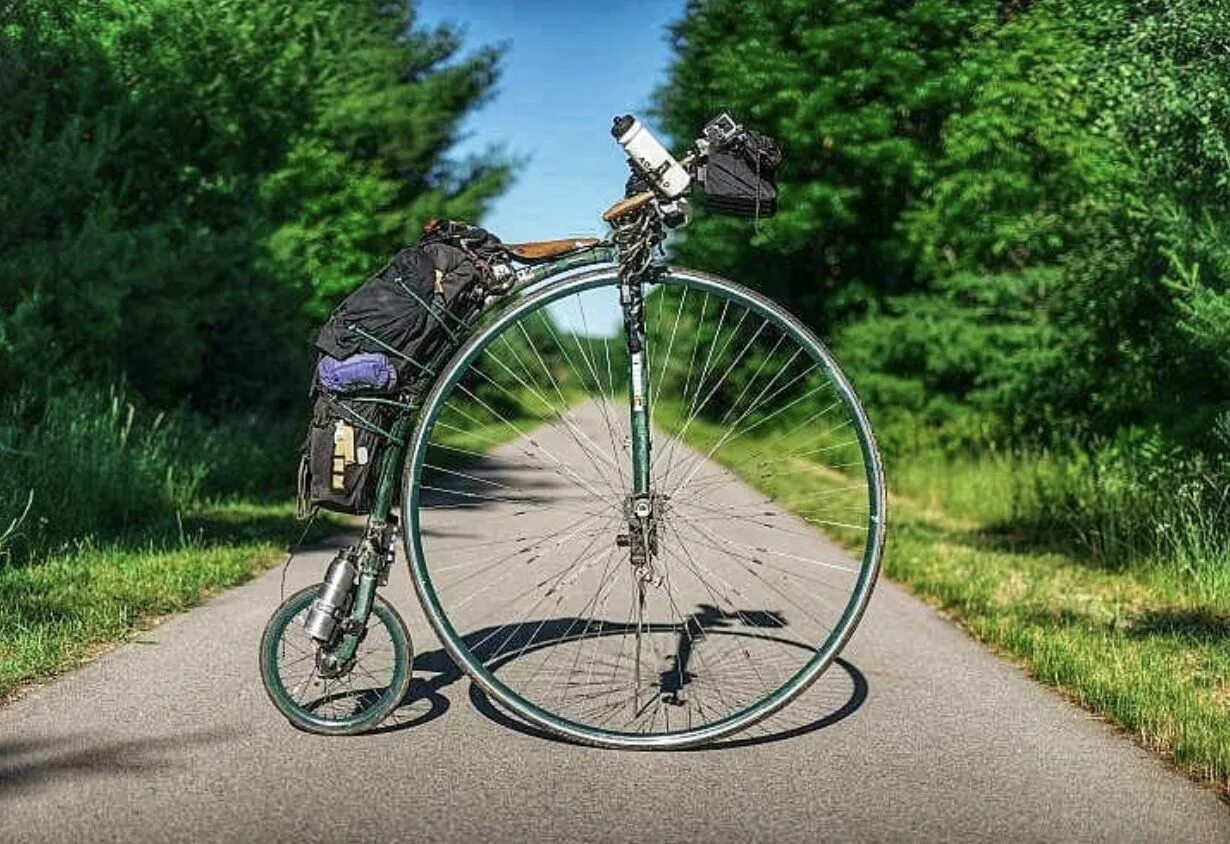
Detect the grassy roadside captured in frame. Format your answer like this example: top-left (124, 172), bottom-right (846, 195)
top-left (0, 385), bottom-right (560, 704)
top-left (885, 454), bottom-right (1230, 792)
top-left (0, 388), bottom-right (309, 702)
top-left (0, 500), bottom-right (317, 700)
top-left (664, 403), bottom-right (1230, 791)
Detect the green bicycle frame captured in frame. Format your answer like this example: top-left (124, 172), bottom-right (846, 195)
top-left (628, 348), bottom-right (651, 495)
top-left (327, 245), bottom-right (628, 662)
top-left (622, 277), bottom-right (652, 496)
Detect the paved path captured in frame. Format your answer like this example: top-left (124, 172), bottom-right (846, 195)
top-left (2, 410), bottom-right (1228, 843)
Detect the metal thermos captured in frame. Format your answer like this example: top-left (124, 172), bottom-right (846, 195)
top-left (302, 552), bottom-right (356, 642)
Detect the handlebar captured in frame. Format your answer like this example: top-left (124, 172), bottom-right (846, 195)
top-left (603, 112), bottom-right (760, 224)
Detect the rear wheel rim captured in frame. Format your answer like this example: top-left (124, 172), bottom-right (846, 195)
top-left (405, 268), bottom-right (885, 748)
top-left (260, 586), bottom-right (412, 734)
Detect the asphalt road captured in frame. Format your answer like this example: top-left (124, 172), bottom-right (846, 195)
top-left (3, 409), bottom-right (1228, 843)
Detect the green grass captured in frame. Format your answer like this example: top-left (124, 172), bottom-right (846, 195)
top-left (884, 453), bottom-right (1230, 790)
top-left (0, 386), bottom-right (297, 567)
top-left (668, 406), bottom-right (1230, 791)
top-left (0, 386), bottom-right (329, 701)
top-left (0, 501), bottom-right (316, 699)
top-left (0, 386), bottom-right (319, 698)
top-left (0, 382), bottom-right (557, 702)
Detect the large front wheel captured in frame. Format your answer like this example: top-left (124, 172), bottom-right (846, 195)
top-left (405, 267), bottom-right (885, 748)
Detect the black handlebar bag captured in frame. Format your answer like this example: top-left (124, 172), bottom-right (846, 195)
top-left (701, 131), bottom-right (783, 218)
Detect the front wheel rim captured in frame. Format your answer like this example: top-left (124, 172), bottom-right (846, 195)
top-left (405, 267), bottom-right (886, 748)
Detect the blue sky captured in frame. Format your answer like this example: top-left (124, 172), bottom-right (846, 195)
top-left (416, 0), bottom-right (684, 244)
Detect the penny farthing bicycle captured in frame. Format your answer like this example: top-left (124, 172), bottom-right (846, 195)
top-left (260, 113), bottom-right (887, 749)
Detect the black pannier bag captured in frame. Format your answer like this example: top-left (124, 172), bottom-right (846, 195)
top-left (298, 223), bottom-right (501, 517)
top-left (700, 130), bottom-right (783, 218)
top-left (298, 393), bottom-right (388, 516)
top-left (315, 239), bottom-right (488, 376)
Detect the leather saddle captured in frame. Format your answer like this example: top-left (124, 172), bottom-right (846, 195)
top-left (504, 237), bottom-right (602, 263)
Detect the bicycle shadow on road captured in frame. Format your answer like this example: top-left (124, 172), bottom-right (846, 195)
top-left (465, 655), bottom-right (867, 752)
top-left (372, 612), bottom-right (869, 749)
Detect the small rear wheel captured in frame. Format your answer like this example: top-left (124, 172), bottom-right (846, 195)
top-left (260, 585), bottom-right (412, 735)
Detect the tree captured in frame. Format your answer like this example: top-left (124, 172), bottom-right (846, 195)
top-left (655, 0), bottom-right (996, 325)
top-left (0, 0), bottom-right (511, 410)
top-left (655, 0), bottom-right (1230, 449)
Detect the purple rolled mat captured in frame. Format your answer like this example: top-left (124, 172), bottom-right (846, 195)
top-left (316, 352), bottom-right (398, 394)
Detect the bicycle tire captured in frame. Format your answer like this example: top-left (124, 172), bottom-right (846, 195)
top-left (404, 266), bottom-right (885, 748)
top-left (260, 585), bottom-right (413, 735)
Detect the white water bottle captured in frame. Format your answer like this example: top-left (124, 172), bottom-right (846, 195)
top-left (612, 115), bottom-right (691, 199)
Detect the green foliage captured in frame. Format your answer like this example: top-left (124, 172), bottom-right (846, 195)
top-left (260, 10), bottom-right (511, 319)
top-left (0, 0), bottom-right (514, 578)
top-left (900, 5), bottom-right (1120, 278)
top-left (1162, 208), bottom-right (1230, 375)
top-left (657, 0), bottom-right (1230, 453)
top-left (0, 0), bottom-right (510, 411)
top-left (836, 268), bottom-right (1059, 453)
top-left (657, 0), bottom-right (997, 323)
top-left (1013, 1), bottom-right (1230, 441)
top-left (0, 386), bottom-right (298, 567)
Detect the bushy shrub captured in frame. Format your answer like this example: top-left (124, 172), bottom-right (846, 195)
top-left (0, 0), bottom-right (510, 412)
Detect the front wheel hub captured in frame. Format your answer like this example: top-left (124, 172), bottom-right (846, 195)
top-left (315, 648), bottom-right (353, 679)
top-left (621, 493), bottom-right (663, 584)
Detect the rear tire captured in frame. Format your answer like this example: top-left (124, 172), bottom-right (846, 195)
top-left (260, 585), bottom-right (413, 735)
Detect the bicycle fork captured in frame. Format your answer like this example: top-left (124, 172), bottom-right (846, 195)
top-left (301, 413), bottom-right (413, 670)
top-left (617, 272), bottom-right (660, 570)
top-left (618, 272), bottom-right (663, 712)
top-left (300, 520), bottom-right (396, 671)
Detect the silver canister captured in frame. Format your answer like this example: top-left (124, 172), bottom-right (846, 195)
top-left (301, 553), bottom-right (357, 642)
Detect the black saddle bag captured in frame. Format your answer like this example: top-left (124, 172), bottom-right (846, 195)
top-left (314, 240), bottom-right (488, 382)
top-left (298, 223), bottom-right (500, 518)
